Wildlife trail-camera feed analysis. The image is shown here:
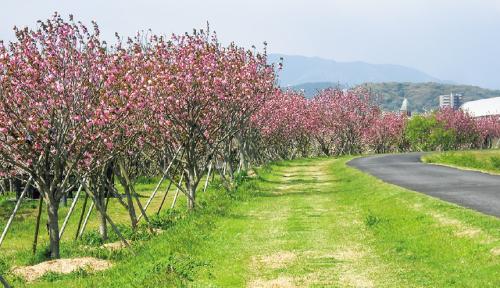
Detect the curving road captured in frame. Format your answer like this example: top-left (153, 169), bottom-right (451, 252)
top-left (348, 152), bottom-right (500, 217)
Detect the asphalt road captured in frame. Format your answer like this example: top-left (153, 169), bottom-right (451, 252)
top-left (348, 152), bottom-right (500, 217)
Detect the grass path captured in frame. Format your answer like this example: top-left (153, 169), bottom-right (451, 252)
top-left (13, 157), bottom-right (500, 287)
top-left (190, 157), bottom-right (499, 287)
top-left (191, 158), bottom-right (400, 287)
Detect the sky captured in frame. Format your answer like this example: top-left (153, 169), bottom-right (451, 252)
top-left (1, 0), bottom-right (499, 89)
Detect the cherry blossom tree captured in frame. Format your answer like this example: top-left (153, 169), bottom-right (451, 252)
top-left (145, 30), bottom-right (276, 209)
top-left (476, 115), bottom-right (500, 148)
top-left (0, 14), bottom-right (114, 258)
top-left (252, 89), bottom-right (314, 159)
top-left (435, 108), bottom-right (480, 150)
top-left (364, 112), bottom-right (407, 153)
top-left (309, 88), bottom-right (378, 156)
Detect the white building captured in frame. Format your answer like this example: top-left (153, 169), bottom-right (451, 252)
top-left (460, 97), bottom-right (500, 117)
top-left (439, 93), bottom-right (463, 110)
top-left (399, 97), bottom-right (411, 116)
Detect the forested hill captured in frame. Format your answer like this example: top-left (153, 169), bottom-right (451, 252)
top-left (290, 82), bottom-right (500, 112)
top-left (359, 82), bottom-right (500, 112)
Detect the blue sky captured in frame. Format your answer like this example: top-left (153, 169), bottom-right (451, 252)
top-left (1, 0), bottom-right (499, 89)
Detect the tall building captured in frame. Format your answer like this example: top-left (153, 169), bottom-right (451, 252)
top-left (439, 93), bottom-right (463, 110)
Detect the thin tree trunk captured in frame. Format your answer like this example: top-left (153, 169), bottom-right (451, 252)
top-left (32, 196), bottom-right (43, 255)
top-left (92, 196), bottom-right (129, 247)
top-left (98, 196), bottom-right (108, 240)
top-left (62, 195), bottom-right (68, 207)
top-left (130, 185), bottom-right (153, 231)
top-left (186, 169), bottom-right (196, 210)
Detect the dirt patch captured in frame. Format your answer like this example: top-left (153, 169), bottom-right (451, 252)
top-left (430, 212), bottom-right (497, 244)
top-left (253, 251), bottom-right (297, 269)
top-left (432, 213), bottom-right (462, 226)
top-left (248, 276), bottom-right (296, 288)
top-left (297, 271), bottom-right (335, 287)
top-left (247, 169), bottom-right (257, 177)
top-left (455, 228), bottom-right (482, 238)
top-left (304, 246), bottom-right (365, 262)
top-left (339, 271), bottom-right (374, 288)
top-left (102, 241), bottom-right (127, 251)
top-left (12, 257), bottom-right (111, 282)
top-left (491, 247), bottom-right (500, 256)
top-left (331, 247), bottom-right (365, 261)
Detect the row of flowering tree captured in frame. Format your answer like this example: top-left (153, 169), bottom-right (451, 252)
top-left (0, 14), bottom-right (276, 259)
top-left (1, 13), bottom-right (500, 260)
top-left (253, 89), bottom-right (500, 158)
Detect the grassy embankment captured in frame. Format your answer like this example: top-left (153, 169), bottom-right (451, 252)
top-left (422, 149), bottom-right (500, 174)
top-left (1, 157), bottom-right (499, 287)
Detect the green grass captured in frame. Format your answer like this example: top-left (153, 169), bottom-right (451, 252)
top-left (0, 177), bottom-right (189, 268)
top-left (1, 157), bottom-right (499, 287)
top-left (422, 149), bottom-right (500, 174)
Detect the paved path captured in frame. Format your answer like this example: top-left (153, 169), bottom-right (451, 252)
top-left (348, 153), bottom-right (500, 217)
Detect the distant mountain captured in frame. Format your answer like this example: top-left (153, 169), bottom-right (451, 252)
top-left (269, 54), bottom-right (441, 87)
top-left (289, 82), bottom-right (347, 96)
top-left (290, 81), bottom-right (500, 112)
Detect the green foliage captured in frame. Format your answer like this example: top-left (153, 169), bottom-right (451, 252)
top-left (404, 114), bottom-right (456, 151)
top-left (365, 213), bottom-right (381, 227)
top-left (0, 257), bottom-right (8, 275)
top-left (489, 156), bottom-right (500, 170)
top-left (149, 210), bottom-right (183, 230)
top-left (80, 231), bottom-right (104, 246)
top-left (39, 272), bottom-right (62, 282)
top-left (151, 254), bottom-right (210, 285)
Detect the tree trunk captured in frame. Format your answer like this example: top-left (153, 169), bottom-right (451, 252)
top-left (98, 196), bottom-right (108, 240)
top-left (32, 197), bottom-right (43, 255)
top-left (187, 183), bottom-right (196, 210)
top-left (237, 135), bottom-right (249, 172)
top-left (186, 167), bottom-right (196, 210)
top-left (46, 198), bottom-right (60, 259)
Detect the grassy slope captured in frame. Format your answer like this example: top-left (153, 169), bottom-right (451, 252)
top-left (0, 177), bottom-right (189, 267)
top-left (3, 157), bottom-right (500, 287)
top-left (423, 149), bottom-right (500, 174)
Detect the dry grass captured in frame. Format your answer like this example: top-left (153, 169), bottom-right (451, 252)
top-left (248, 276), bottom-right (296, 288)
top-left (252, 251), bottom-right (297, 269)
top-left (12, 257), bottom-right (111, 282)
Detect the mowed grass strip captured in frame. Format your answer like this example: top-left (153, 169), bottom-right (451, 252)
top-left (423, 149), bottom-right (500, 174)
top-left (3, 157), bottom-right (500, 287)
